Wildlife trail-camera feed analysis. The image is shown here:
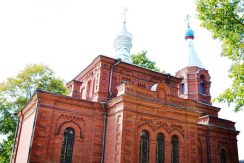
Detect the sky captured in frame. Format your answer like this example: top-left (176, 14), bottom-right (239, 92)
top-left (0, 0), bottom-right (243, 160)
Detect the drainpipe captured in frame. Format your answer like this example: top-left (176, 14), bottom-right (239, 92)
top-left (206, 126), bottom-right (211, 163)
top-left (100, 59), bottom-right (121, 163)
top-left (108, 59), bottom-right (121, 100)
top-left (27, 91), bottom-right (40, 163)
top-left (100, 102), bottom-right (108, 163)
top-left (11, 111), bottom-right (23, 163)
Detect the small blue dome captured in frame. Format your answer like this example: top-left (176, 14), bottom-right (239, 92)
top-left (185, 28), bottom-right (194, 37)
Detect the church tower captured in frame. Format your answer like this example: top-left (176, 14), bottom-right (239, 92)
top-left (114, 7), bottom-right (133, 63)
top-left (11, 12), bottom-right (240, 163)
top-left (176, 17), bottom-right (211, 104)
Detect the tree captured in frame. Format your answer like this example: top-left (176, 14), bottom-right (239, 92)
top-left (131, 50), bottom-right (161, 72)
top-left (197, 0), bottom-right (244, 111)
top-left (0, 64), bottom-right (68, 163)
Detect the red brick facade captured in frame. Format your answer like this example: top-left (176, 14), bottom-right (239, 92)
top-left (12, 55), bottom-right (239, 163)
top-left (176, 66), bottom-right (211, 105)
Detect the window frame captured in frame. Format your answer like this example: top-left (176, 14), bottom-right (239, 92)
top-left (60, 127), bottom-right (75, 163)
top-left (171, 135), bottom-right (179, 163)
top-left (156, 133), bottom-right (165, 163)
top-left (140, 130), bottom-right (150, 163)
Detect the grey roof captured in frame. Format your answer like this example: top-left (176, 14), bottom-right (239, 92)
top-left (187, 39), bottom-right (204, 68)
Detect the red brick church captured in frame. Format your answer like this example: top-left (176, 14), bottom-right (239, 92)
top-left (11, 17), bottom-right (239, 163)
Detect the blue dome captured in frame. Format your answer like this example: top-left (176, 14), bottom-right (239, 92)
top-left (185, 28), bottom-right (194, 37)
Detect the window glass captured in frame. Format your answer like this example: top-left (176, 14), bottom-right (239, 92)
top-left (60, 128), bottom-right (75, 163)
top-left (140, 130), bottom-right (149, 163)
top-left (156, 133), bottom-right (165, 163)
top-left (171, 135), bottom-right (179, 163)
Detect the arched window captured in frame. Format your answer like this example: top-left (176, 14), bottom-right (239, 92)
top-left (92, 79), bottom-right (96, 94)
top-left (220, 149), bottom-right (227, 163)
top-left (80, 87), bottom-right (85, 99)
top-left (171, 135), bottom-right (179, 163)
top-left (181, 82), bottom-right (185, 95)
top-left (156, 133), bottom-right (165, 163)
top-left (200, 81), bottom-right (204, 94)
top-left (86, 80), bottom-right (92, 99)
top-left (140, 130), bottom-right (149, 163)
top-left (200, 75), bottom-right (205, 94)
top-left (60, 128), bottom-right (75, 163)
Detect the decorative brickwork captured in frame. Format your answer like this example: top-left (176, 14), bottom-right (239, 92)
top-left (176, 66), bottom-right (211, 104)
top-left (12, 56), bottom-right (239, 163)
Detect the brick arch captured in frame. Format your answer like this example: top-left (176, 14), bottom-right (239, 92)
top-left (151, 83), bottom-right (171, 95)
top-left (170, 129), bottom-right (184, 143)
top-left (197, 69), bottom-right (210, 81)
top-left (137, 123), bottom-right (155, 133)
top-left (154, 127), bottom-right (170, 142)
top-left (137, 126), bottom-right (156, 163)
top-left (57, 120), bottom-right (83, 139)
top-left (169, 130), bottom-right (184, 163)
top-left (218, 143), bottom-right (231, 163)
top-left (169, 129), bottom-right (184, 145)
top-left (151, 83), bottom-right (171, 103)
top-left (170, 127), bottom-right (184, 138)
top-left (137, 125), bottom-right (156, 139)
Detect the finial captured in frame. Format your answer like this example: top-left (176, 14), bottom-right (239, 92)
top-left (185, 14), bottom-right (194, 40)
top-left (122, 7), bottom-right (128, 23)
top-left (114, 6), bottom-right (132, 63)
top-left (185, 14), bottom-right (191, 28)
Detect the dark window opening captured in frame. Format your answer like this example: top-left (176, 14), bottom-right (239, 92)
top-left (181, 82), bottom-right (185, 95)
top-left (140, 130), bottom-right (149, 163)
top-left (220, 149), bottom-right (227, 163)
top-left (156, 133), bottom-right (165, 163)
top-left (171, 135), bottom-right (179, 163)
top-left (200, 75), bottom-right (206, 94)
top-left (60, 128), bottom-right (75, 163)
top-left (200, 81), bottom-right (204, 94)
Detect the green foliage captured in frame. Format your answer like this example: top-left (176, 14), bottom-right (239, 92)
top-left (0, 133), bottom-right (14, 163)
top-left (216, 62), bottom-right (244, 111)
top-left (131, 50), bottom-right (160, 72)
top-left (197, 0), bottom-right (244, 111)
top-left (197, 0), bottom-right (243, 60)
top-left (0, 64), bottom-right (68, 162)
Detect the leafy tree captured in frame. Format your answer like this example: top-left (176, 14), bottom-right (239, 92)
top-left (197, 0), bottom-right (244, 111)
top-left (131, 50), bottom-right (160, 72)
top-left (0, 64), bottom-right (68, 163)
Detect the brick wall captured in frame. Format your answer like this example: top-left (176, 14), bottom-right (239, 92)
top-left (68, 55), bottom-right (181, 102)
top-left (28, 91), bottom-right (104, 163)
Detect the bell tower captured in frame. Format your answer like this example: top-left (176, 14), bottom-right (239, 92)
top-left (176, 15), bottom-right (211, 104)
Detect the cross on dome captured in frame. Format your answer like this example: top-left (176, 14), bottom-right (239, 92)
top-left (185, 14), bottom-right (194, 40)
top-left (185, 14), bottom-right (191, 28)
top-left (114, 6), bottom-right (133, 63)
top-left (184, 14), bottom-right (204, 68)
